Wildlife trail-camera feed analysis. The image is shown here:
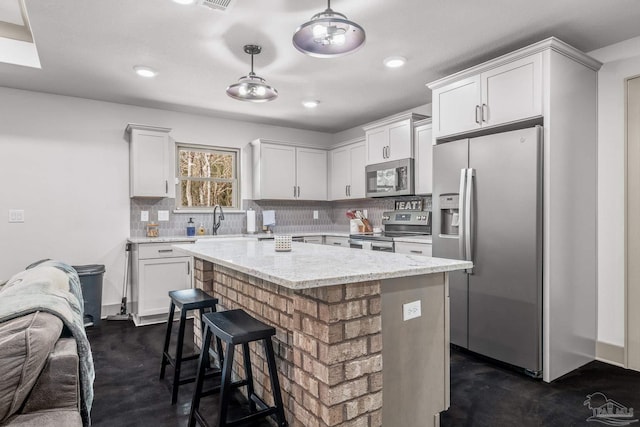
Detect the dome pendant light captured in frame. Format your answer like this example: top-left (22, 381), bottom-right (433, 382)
top-left (226, 45), bottom-right (278, 102)
top-left (292, 0), bottom-right (366, 58)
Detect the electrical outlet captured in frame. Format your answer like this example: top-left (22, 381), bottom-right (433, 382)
top-left (141, 211), bottom-right (149, 222)
top-left (313, 210), bottom-right (319, 220)
top-left (363, 209), bottom-right (368, 218)
top-left (8, 209), bottom-right (24, 223)
top-left (158, 210), bottom-right (169, 221)
top-left (403, 300), bottom-right (421, 321)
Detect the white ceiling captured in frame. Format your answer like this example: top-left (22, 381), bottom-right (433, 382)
top-left (2, 0), bottom-right (640, 133)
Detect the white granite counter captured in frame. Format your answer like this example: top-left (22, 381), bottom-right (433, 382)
top-left (129, 231), bottom-right (350, 244)
top-left (174, 239), bottom-right (471, 290)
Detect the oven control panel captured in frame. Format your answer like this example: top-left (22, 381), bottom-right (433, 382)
top-left (382, 210), bottom-right (431, 225)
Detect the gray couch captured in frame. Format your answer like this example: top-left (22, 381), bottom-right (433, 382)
top-left (0, 312), bottom-right (82, 426)
top-left (0, 261), bottom-right (94, 427)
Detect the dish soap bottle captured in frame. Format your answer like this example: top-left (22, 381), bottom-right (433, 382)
top-left (197, 222), bottom-right (206, 236)
top-left (187, 217), bottom-right (195, 237)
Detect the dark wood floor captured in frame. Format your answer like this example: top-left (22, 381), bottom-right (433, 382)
top-left (87, 319), bottom-right (640, 427)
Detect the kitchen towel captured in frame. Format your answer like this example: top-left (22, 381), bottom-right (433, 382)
top-left (246, 209), bottom-right (256, 233)
top-left (263, 210), bottom-right (276, 227)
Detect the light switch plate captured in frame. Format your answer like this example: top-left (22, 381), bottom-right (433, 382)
top-left (313, 210), bottom-right (319, 220)
top-left (141, 211), bottom-right (149, 222)
top-left (158, 210), bottom-right (169, 221)
top-left (403, 300), bottom-right (421, 321)
top-left (8, 209), bottom-right (24, 223)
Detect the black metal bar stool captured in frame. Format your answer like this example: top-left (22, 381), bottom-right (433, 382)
top-left (160, 288), bottom-right (224, 404)
top-left (189, 309), bottom-right (287, 427)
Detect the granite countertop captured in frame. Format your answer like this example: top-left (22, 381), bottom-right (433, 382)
top-left (173, 239), bottom-right (471, 290)
top-left (128, 231), bottom-right (350, 244)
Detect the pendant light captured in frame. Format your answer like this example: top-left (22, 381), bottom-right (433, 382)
top-left (226, 45), bottom-right (278, 102)
top-left (292, 0), bottom-right (366, 58)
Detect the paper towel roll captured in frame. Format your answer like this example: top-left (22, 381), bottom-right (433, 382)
top-left (246, 209), bottom-right (256, 234)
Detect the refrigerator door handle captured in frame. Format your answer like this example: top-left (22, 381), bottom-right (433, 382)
top-left (466, 168), bottom-right (475, 273)
top-left (458, 168), bottom-right (467, 260)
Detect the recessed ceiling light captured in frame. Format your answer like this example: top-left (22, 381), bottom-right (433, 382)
top-left (302, 100), bottom-right (320, 109)
top-left (172, 0), bottom-right (196, 4)
top-left (133, 66), bottom-right (158, 78)
top-left (383, 56), bottom-right (406, 68)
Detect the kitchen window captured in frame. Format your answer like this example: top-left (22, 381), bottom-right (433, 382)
top-left (176, 144), bottom-right (239, 210)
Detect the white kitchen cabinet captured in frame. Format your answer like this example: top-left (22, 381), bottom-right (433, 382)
top-left (251, 140), bottom-right (327, 200)
top-left (131, 241), bottom-right (193, 326)
top-left (363, 113), bottom-right (427, 165)
top-left (329, 139), bottom-right (365, 200)
top-left (430, 53), bottom-right (542, 139)
top-left (126, 123), bottom-right (175, 198)
top-left (414, 119), bottom-right (433, 195)
top-left (394, 241), bottom-right (432, 257)
top-left (303, 236), bottom-right (324, 244)
top-left (324, 236), bottom-right (350, 247)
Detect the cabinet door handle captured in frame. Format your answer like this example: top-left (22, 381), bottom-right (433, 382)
top-left (165, 180), bottom-right (168, 194)
top-left (348, 185), bottom-right (351, 196)
top-left (345, 185), bottom-right (348, 197)
top-left (294, 186), bottom-right (297, 197)
top-left (410, 249), bottom-right (423, 254)
top-left (333, 242), bottom-right (342, 246)
top-left (158, 249), bottom-right (173, 253)
top-left (482, 103), bottom-right (488, 122)
top-left (187, 261), bottom-right (190, 275)
top-left (387, 145), bottom-right (391, 159)
top-left (475, 105), bottom-right (481, 124)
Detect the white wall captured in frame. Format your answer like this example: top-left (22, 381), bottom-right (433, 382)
top-left (589, 36), bottom-right (640, 347)
top-left (0, 87), bottom-right (331, 311)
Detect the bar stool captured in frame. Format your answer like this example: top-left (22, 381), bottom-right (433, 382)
top-left (189, 309), bottom-right (287, 427)
top-left (160, 288), bottom-right (224, 405)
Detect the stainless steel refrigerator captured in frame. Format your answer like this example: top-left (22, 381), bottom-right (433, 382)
top-left (432, 126), bottom-right (543, 376)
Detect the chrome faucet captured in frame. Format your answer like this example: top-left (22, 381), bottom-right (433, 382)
top-left (212, 204), bottom-right (225, 235)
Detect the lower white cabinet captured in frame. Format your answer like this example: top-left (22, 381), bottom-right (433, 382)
top-left (131, 242), bottom-right (193, 326)
top-left (324, 236), bottom-right (350, 247)
top-left (394, 241), bottom-right (432, 257)
top-left (303, 236), bottom-right (324, 244)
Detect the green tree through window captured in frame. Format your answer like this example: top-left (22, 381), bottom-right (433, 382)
top-left (176, 144), bottom-right (239, 209)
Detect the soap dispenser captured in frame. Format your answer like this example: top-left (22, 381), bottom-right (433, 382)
top-left (187, 217), bottom-right (195, 237)
top-left (197, 222), bottom-right (206, 236)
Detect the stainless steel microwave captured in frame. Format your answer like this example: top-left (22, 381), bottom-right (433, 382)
top-left (365, 158), bottom-right (414, 198)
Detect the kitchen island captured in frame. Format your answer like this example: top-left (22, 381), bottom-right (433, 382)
top-left (174, 239), bottom-right (471, 427)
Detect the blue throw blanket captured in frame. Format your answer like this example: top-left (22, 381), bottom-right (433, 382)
top-left (0, 260), bottom-right (95, 426)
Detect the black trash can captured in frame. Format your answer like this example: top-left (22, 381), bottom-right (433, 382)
top-left (73, 264), bottom-right (105, 327)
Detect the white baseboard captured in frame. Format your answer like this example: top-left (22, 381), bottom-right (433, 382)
top-left (596, 340), bottom-right (625, 367)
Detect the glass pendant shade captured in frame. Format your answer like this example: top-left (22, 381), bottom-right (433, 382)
top-left (293, 1), bottom-right (365, 58)
top-left (226, 45), bottom-right (278, 102)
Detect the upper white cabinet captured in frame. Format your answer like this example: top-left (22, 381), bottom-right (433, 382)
top-left (126, 124), bottom-right (175, 198)
top-left (329, 139), bottom-right (365, 200)
top-left (414, 119), bottom-right (433, 195)
top-left (251, 140), bottom-right (327, 200)
top-left (363, 113), bottom-right (427, 165)
top-left (430, 53), bottom-right (542, 139)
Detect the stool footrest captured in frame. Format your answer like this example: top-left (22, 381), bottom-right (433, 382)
top-left (177, 369), bottom-right (221, 386)
top-left (224, 407), bottom-right (277, 427)
top-left (199, 379), bottom-right (248, 398)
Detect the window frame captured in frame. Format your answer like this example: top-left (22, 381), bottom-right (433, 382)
top-left (175, 143), bottom-right (240, 211)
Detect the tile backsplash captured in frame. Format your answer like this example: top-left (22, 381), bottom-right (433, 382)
top-left (130, 196), bottom-right (431, 237)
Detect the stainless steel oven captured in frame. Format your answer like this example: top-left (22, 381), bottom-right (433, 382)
top-left (349, 238), bottom-right (394, 252)
top-left (365, 158), bottom-right (414, 198)
top-left (349, 210), bottom-right (431, 252)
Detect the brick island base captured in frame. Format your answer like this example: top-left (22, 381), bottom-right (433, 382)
top-left (193, 259), bottom-right (449, 427)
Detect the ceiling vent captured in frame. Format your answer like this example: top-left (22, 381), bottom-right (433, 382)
top-left (198, 0), bottom-right (232, 11)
